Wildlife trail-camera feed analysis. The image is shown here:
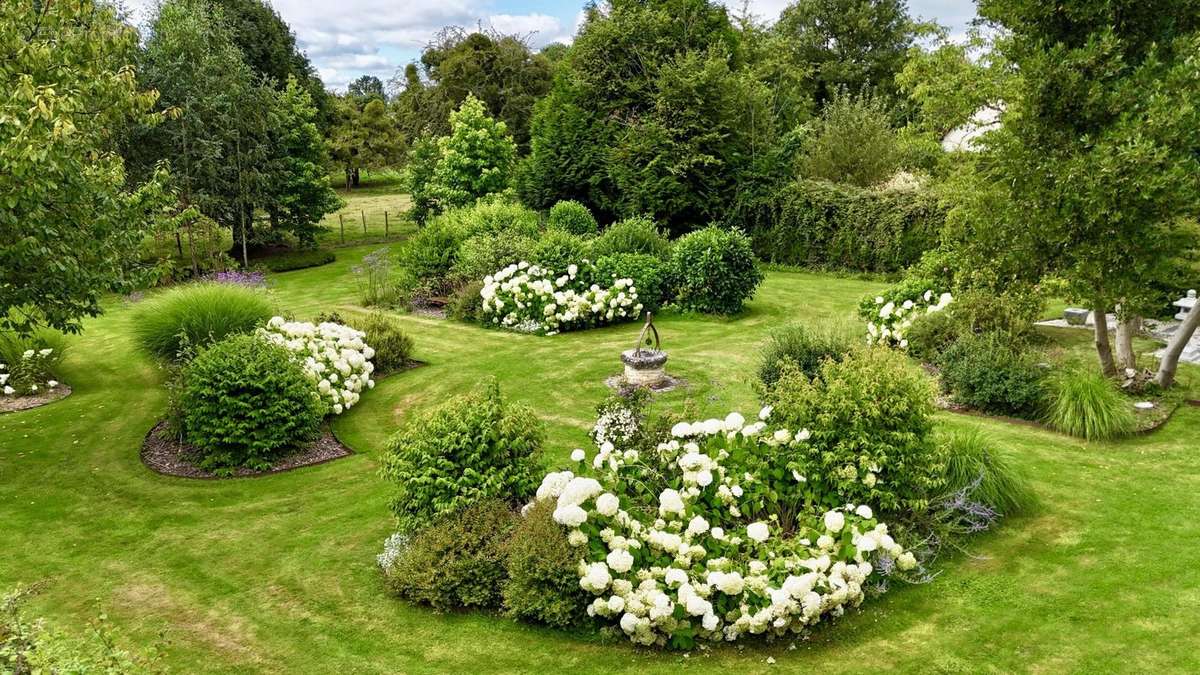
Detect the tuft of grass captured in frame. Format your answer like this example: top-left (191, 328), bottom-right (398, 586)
top-left (938, 427), bottom-right (1035, 515)
top-left (1044, 368), bottom-right (1137, 441)
top-left (756, 320), bottom-right (856, 388)
top-left (131, 282), bottom-right (274, 361)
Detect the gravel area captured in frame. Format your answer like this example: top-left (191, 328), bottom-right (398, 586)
top-left (140, 421), bottom-right (352, 479)
top-left (0, 385), bottom-right (71, 414)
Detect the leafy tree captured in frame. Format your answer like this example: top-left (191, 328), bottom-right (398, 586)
top-left (896, 28), bottom-right (1013, 137)
top-left (959, 0), bottom-right (1200, 381)
top-left (799, 91), bottom-right (900, 187)
top-left (519, 0), bottom-right (761, 229)
top-left (263, 77), bottom-right (343, 246)
top-left (427, 95), bottom-right (516, 210)
top-left (347, 75), bottom-right (385, 102)
top-left (775, 0), bottom-right (920, 109)
top-left (1, 0), bottom-right (170, 335)
top-left (328, 95), bottom-right (405, 189)
top-left (208, 0), bottom-right (331, 128)
top-left (404, 136), bottom-right (441, 224)
top-left (391, 28), bottom-right (553, 149)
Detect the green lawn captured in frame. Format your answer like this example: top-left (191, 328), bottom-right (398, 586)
top-left (2, 244), bottom-right (1199, 673)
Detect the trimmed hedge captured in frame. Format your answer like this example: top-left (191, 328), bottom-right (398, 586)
top-left (744, 179), bottom-right (944, 272)
top-left (257, 249), bottom-right (335, 273)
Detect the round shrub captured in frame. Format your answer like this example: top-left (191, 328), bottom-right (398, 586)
top-left (904, 309), bottom-right (961, 363)
top-left (381, 380), bottom-right (543, 533)
top-left (381, 499), bottom-right (518, 611)
top-left (179, 334), bottom-right (326, 472)
top-left (765, 346), bottom-right (944, 514)
top-left (589, 216), bottom-right (672, 259)
top-left (669, 226), bottom-right (763, 315)
top-left (438, 199), bottom-right (540, 239)
top-left (938, 332), bottom-right (1047, 419)
top-left (452, 232), bottom-right (537, 283)
top-left (1044, 369), bottom-right (1136, 441)
top-left (396, 217), bottom-right (468, 290)
top-left (529, 228), bottom-right (589, 273)
top-left (756, 321), bottom-right (856, 389)
top-left (503, 499), bottom-right (592, 628)
top-left (349, 312), bottom-right (412, 373)
top-left (132, 283), bottom-right (273, 361)
top-left (593, 253), bottom-right (672, 310)
top-left (547, 200), bottom-right (598, 236)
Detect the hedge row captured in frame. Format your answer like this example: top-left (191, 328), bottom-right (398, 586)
top-left (741, 179), bottom-right (944, 273)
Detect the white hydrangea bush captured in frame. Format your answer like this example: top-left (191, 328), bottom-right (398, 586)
top-left (0, 349), bottom-right (60, 397)
top-left (259, 317), bottom-right (376, 415)
top-left (479, 261), bottom-right (642, 335)
top-left (531, 408), bottom-right (916, 647)
top-left (866, 289), bottom-right (953, 348)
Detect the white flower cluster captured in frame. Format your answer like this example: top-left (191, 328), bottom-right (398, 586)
top-left (259, 317), bottom-right (376, 415)
top-left (532, 408), bottom-right (915, 646)
top-left (590, 404), bottom-right (641, 450)
top-left (0, 349), bottom-right (59, 397)
top-left (479, 261), bottom-right (643, 335)
top-left (866, 290), bottom-right (953, 348)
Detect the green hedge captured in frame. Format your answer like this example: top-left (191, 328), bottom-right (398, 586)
top-left (744, 179), bottom-right (944, 272)
top-left (257, 249), bottom-right (335, 273)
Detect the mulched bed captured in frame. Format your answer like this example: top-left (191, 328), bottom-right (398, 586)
top-left (141, 421), bottom-right (352, 479)
top-left (0, 384), bottom-right (71, 414)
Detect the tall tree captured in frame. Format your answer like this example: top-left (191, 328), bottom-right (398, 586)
top-left (209, 0), bottom-right (331, 128)
top-left (263, 77), bottom-right (343, 246)
top-left (1, 0), bottom-right (169, 334)
top-left (962, 0), bottom-right (1200, 380)
top-left (328, 95), bottom-right (405, 189)
top-left (427, 95), bottom-right (516, 210)
top-left (347, 75), bottom-right (385, 102)
top-left (896, 28), bottom-right (1014, 137)
top-left (775, 0), bottom-right (920, 109)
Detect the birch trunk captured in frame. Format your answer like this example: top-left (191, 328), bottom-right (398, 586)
top-left (1116, 315), bottom-right (1140, 372)
top-left (1155, 305), bottom-right (1200, 388)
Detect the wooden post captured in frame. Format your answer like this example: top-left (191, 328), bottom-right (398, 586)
top-left (384, 211), bottom-right (389, 237)
top-left (338, 213), bottom-right (345, 244)
top-left (361, 209), bottom-right (367, 235)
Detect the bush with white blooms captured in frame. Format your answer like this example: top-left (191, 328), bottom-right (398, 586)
top-left (529, 407), bottom-right (915, 647)
top-left (259, 317), bottom-right (375, 415)
top-left (479, 261), bottom-right (642, 334)
top-left (865, 289), bottom-right (952, 348)
top-left (0, 349), bottom-right (60, 397)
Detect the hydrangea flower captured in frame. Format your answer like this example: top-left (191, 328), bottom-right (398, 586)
top-left (480, 261), bottom-right (642, 334)
top-left (259, 317), bottom-right (375, 415)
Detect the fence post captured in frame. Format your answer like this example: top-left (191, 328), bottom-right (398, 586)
top-left (338, 213), bottom-right (345, 244)
top-left (361, 209), bottom-right (367, 235)
top-left (384, 211), bottom-right (389, 237)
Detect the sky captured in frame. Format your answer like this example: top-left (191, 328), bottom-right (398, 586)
top-left (122, 1), bottom-right (980, 91)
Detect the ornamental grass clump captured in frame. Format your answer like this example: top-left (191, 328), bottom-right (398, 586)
top-left (532, 406), bottom-right (917, 647)
top-left (381, 381), bottom-right (543, 534)
top-left (1045, 369), bottom-right (1136, 441)
top-left (937, 428), bottom-right (1035, 518)
top-left (132, 282), bottom-right (274, 361)
top-left (179, 334), bottom-right (326, 472)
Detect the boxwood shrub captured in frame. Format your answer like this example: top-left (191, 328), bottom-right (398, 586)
top-left (745, 179), bottom-right (944, 272)
top-left (547, 200), bottom-right (598, 236)
top-left (593, 253), bottom-right (673, 311)
top-left (937, 332), bottom-right (1047, 419)
top-left (589, 216), bottom-right (672, 260)
top-left (179, 334), bottom-right (326, 472)
top-left (503, 499), bottom-right (592, 627)
top-left (668, 226), bottom-right (762, 314)
top-left (381, 380), bottom-right (543, 533)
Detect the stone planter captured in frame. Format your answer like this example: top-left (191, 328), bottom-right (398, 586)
top-left (1064, 308), bottom-right (1089, 326)
top-left (621, 349), bottom-right (668, 388)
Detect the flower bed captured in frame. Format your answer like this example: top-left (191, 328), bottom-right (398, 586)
top-left (531, 407), bottom-right (915, 647)
top-left (861, 289), bottom-right (952, 348)
top-left (1, 348), bottom-right (61, 398)
top-left (259, 317), bottom-right (376, 415)
top-left (479, 261), bottom-right (642, 334)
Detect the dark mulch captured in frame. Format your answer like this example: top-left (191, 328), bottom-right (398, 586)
top-left (0, 384), bottom-right (71, 414)
top-left (140, 421), bottom-right (352, 479)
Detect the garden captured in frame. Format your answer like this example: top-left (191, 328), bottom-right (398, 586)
top-left (4, 0), bottom-right (1200, 673)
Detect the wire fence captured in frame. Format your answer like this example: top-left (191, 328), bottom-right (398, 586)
top-left (315, 206), bottom-right (417, 247)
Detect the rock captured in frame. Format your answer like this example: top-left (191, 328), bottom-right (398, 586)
top-left (1064, 308), bottom-right (1090, 326)
top-left (1134, 401), bottom-right (1155, 410)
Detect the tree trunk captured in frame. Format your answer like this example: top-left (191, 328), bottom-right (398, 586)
top-left (1155, 305), bottom-right (1200, 388)
top-left (345, 167), bottom-right (352, 191)
top-left (1093, 305), bottom-right (1117, 377)
top-left (352, 167), bottom-right (361, 187)
top-left (1116, 315), bottom-right (1140, 372)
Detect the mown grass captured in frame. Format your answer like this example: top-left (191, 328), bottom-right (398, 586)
top-left (1, 244), bottom-right (1199, 673)
top-left (318, 172), bottom-right (416, 247)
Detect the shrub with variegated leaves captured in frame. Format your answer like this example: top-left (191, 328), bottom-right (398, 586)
top-left (530, 407), bottom-right (916, 648)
